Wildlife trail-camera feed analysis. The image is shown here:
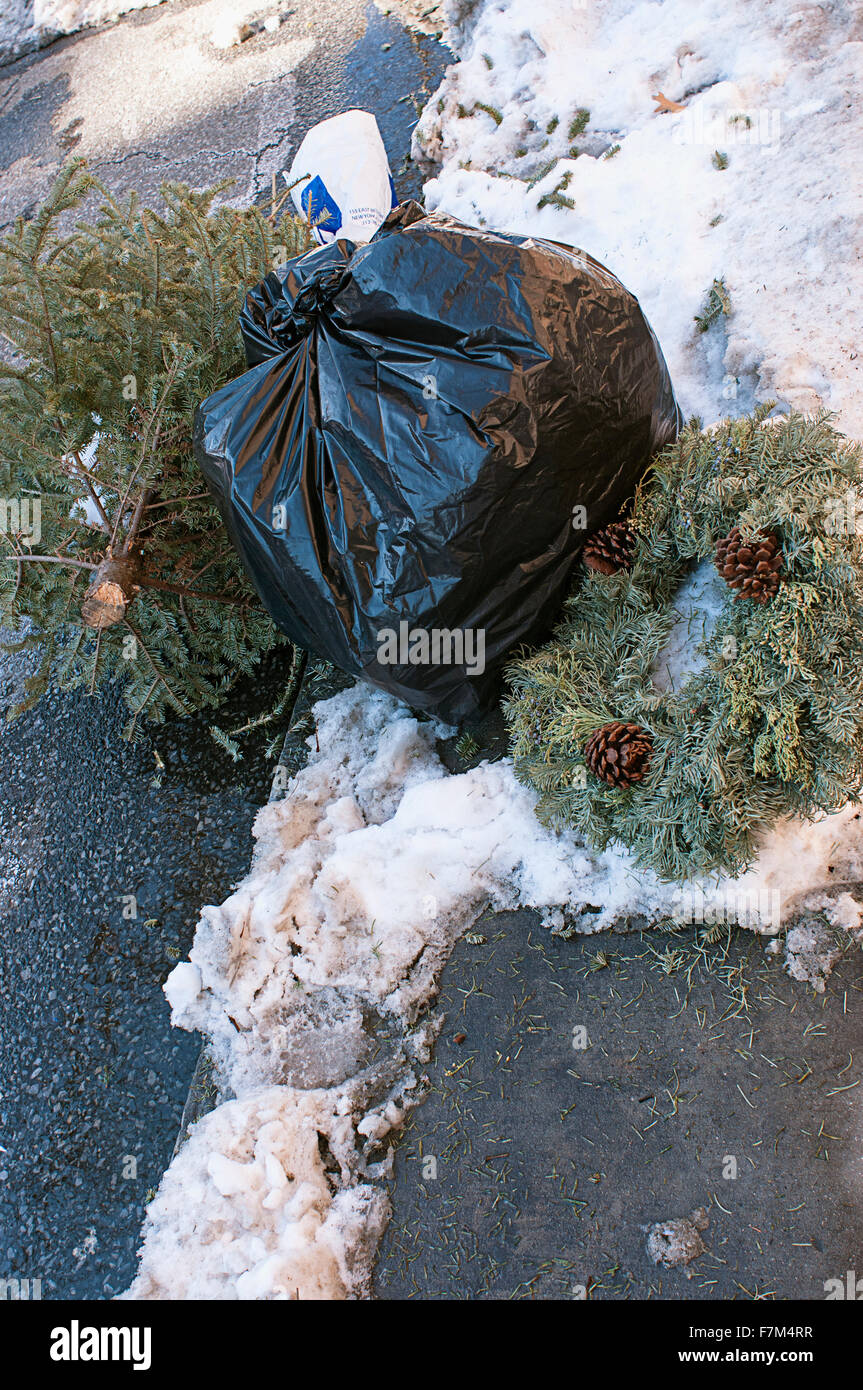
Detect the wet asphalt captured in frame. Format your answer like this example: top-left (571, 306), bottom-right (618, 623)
top-left (0, 0), bottom-right (449, 1299)
top-left (0, 641), bottom-right (299, 1298)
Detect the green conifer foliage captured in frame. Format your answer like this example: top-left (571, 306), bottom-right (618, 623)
top-left (505, 410), bottom-right (863, 879)
top-left (0, 159), bottom-right (311, 736)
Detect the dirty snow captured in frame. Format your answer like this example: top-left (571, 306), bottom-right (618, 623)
top-left (415, 0), bottom-right (863, 434)
top-left (125, 1086), bottom-right (390, 1300)
top-left (782, 918), bottom-right (843, 994)
top-left (645, 1207), bottom-right (709, 1272)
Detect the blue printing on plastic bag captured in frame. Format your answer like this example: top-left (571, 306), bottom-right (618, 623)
top-left (300, 175), bottom-right (342, 241)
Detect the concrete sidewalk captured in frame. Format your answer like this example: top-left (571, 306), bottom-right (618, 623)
top-left (374, 902), bottom-right (862, 1299)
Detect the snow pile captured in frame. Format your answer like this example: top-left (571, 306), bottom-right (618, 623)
top-left (416, 0), bottom-right (863, 434)
top-left (126, 1087), bottom-right (389, 1301)
top-left (127, 682), bottom-right (863, 1299)
top-left (0, 0), bottom-right (164, 67)
top-left (33, 0), bottom-right (163, 35)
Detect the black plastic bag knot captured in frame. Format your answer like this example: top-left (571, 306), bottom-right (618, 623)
top-left (290, 265), bottom-right (347, 326)
top-left (241, 250), bottom-right (351, 364)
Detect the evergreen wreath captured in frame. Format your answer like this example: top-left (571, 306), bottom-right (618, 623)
top-left (0, 159), bottom-right (311, 737)
top-left (505, 407), bottom-right (863, 879)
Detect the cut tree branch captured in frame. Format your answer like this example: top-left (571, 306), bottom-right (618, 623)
top-left (14, 553), bottom-right (97, 569)
top-left (142, 577), bottom-right (253, 607)
top-left (110, 358), bottom-right (180, 549)
top-left (121, 486), bottom-right (154, 555)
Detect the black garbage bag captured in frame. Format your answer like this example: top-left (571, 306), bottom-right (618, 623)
top-left (194, 201), bottom-right (681, 723)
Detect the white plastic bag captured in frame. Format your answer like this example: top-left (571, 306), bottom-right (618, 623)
top-left (284, 109), bottom-right (397, 246)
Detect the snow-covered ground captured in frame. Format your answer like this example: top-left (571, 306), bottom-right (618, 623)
top-left (416, 0), bottom-right (863, 433)
top-left (127, 0), bottom-right (863, 1299)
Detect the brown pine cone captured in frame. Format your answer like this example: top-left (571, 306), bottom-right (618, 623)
top-left (584, 720), bottom-right (653, 787)
top-left (714, 526), bottom-right (783, 603)
top-left (582, 520), bottom-right (636, 575)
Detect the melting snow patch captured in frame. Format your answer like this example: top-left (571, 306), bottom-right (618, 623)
top-left (782, 918), bottom-right (842, 994)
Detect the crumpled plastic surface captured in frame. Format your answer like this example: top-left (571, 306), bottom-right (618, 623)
top-left (284, 108), bottom-right (397, 246)
top-left (194, 201), bottom-right (682, 723)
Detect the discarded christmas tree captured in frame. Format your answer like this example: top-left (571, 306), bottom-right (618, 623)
top-left (0, 158), bottom-right (311, 735)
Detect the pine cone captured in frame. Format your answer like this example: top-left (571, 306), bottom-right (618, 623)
top-left (584, 721), bottom-right (653, 787)
top-left (714, 526), bottom-right (783, 604)
top-left (582, 520), bottom-right (635, 575)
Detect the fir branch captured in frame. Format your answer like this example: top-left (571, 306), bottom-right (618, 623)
top-left (13, 553), bottom-right (97, 569)
top-left (70, 449), bottom-right (113, 534)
